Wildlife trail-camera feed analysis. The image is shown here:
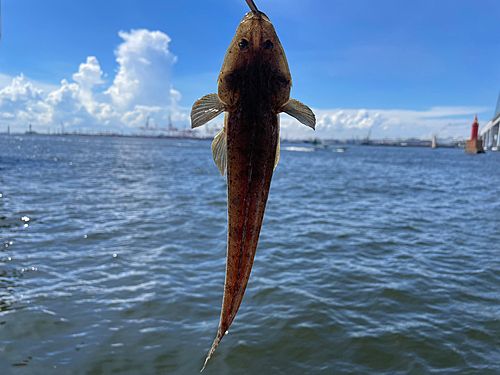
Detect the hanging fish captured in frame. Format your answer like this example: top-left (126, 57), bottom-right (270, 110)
top-left (191, 0), bottom-right (315, 370)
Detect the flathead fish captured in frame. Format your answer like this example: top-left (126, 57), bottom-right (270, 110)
top-left (191, 0), bottom-right (315, 370)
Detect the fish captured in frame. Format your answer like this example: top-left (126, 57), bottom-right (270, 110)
top-left (191, 0), bottom-right (315, 370)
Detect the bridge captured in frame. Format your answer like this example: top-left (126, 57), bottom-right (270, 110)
top-left (480, 93), bottom-right (500, 151)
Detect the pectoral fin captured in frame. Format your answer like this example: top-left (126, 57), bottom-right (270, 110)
top-left (212, 123), bottom-right (227, 176)
top-left (281, 99), bottom-right (316, 130)
top-left (191, 94), bottom-right (225, 128)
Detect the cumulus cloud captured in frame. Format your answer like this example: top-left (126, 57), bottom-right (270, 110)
top-left (280, 106), bottom-right (487, 140)
top-left (0, 29), bottom-right (487, 139)
top-left (0, 29), bottom-right (185, 133)
top-left (107, 30), bottom-right (176, 109)
top-left (0, 75), bottom-right (51, 125)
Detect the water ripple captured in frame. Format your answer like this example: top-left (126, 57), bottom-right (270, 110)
top-left (1, 135), bottom-right (499, 374)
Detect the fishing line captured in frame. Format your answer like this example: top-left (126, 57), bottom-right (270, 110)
top-left (245, 0), bottom-right (260, 13)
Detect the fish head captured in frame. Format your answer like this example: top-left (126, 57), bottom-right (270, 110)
top-left (218, 11), bottom-right (292, 111)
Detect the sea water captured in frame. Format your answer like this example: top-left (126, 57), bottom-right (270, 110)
top-left (0, 135), bottom-right (499, 374)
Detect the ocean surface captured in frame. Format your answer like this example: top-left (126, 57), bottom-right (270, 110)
top-left (0, 134), bottom-right (499, 374)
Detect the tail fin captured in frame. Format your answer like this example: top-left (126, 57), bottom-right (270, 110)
top-left (200, 332), bottom-right (224, 372)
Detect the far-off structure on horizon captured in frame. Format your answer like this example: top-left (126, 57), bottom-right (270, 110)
top-left (465, 115), bottom-right (484, 154)
top-left (479, 93), bottom-right (500, 151)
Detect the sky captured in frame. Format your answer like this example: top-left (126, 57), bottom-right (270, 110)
top-left (0, 0), bottom-right (499, 139)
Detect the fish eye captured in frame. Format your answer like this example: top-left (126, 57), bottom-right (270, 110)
top-left (238, 39), bottom-right (249, 50)
top-left (263, 40), bottom-right (274, 50)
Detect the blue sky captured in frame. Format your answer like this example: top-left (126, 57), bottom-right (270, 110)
top-left (1, 0), bottom-right (499, 138)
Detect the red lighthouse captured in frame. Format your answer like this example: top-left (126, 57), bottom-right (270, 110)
top-left (465, 115), bottom-right (484, 154)
top-left (470, 115), bottom-right (479, 140)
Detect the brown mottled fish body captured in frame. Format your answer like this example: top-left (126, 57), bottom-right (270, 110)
top-left (225, 108), bottom-right (278, 326)
top-left (191, 3), bottom-right (315, 371)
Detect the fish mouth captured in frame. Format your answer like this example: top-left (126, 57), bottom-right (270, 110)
top-left (242, 10), bottom-right (271, 23)
top-left (243, 11), bottom-right (271, 22)
top-left (244, 0), bottom-right (270, 21)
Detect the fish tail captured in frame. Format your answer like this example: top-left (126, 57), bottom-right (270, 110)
top-left (200, 331), bottom-right (224, 372)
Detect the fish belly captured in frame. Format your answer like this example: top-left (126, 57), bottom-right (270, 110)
top-left (218, 109), bottom-right (278, 335)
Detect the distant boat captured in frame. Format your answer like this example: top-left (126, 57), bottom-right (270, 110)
top-left (305, 138), bottom-right (321, 146)
top-left (305, 138), bottom-right (328, 150)
top-left (314, 143), bottom-right (328, 150)
top-left (335, 147), bottom-right (347, 153)
top-left (431, 135), bottom-right (437, 149)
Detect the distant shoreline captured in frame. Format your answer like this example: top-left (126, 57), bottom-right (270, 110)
top-left (0, 132), bottom-right (466, 149)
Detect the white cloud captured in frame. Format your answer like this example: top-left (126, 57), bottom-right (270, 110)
top-left (0, 75), bottom-right (51, 126)
top-left (280, 106), bottom-right (488, 140)
top-left (0, 29), bottom-right (184, 133)
top-left (0, 29), bottom-right (488, 139)
top-left (107, 30), bottom-right (177, 109)
top-left (72, 56), bottom-right (104, 89)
